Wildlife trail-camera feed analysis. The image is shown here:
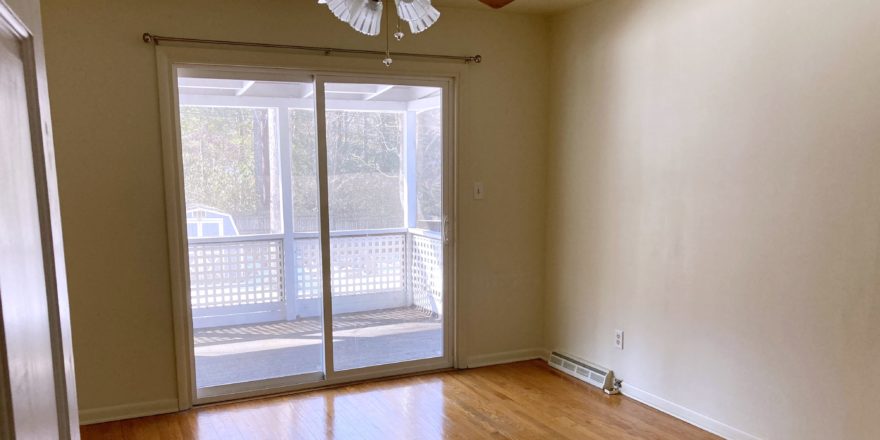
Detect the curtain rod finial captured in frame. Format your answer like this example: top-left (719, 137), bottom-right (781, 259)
top-left (143, 33), bottom-right (155, 44)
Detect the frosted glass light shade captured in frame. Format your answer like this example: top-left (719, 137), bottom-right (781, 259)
top-left (320, 0), bottom-right (359, 23)
top-left (347, 0), bottom-right (383, 36)
top-left (405, 5), bottom-right (439, 34)
top-left (395, 0), bottom-right (433, 22)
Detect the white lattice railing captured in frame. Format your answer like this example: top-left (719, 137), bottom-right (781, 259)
top-left (188, 230), bottom-right (442, 327)
top-left (293, 233), bottom-right (407, 300)
top-left (411, 231), bottom-right (443, 315)
top-left (188, 239), bottom-right (284, 309)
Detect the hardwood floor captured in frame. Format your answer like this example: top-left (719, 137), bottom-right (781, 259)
top-left (81, 360), bottom-right (719, 439)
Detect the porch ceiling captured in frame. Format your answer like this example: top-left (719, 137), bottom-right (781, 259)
top-left (178, 78), bottom-right (440, 103)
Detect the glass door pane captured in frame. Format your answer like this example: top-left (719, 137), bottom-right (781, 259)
top-left (322, 82), bottom-right (446, 371)
top-left (176, 72), bottom-right (324, 391)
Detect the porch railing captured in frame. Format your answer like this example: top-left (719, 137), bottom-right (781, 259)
top-left (187, 229), bottom-right (443, 328)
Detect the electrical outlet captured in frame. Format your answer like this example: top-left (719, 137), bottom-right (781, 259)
top-left (614, 329), bottom-right (624, 350)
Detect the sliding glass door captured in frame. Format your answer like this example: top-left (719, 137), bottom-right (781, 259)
top-left (174, 69), bottom-right (452, 400)
top-left (178, 73), bottom-right (325, 392)
top-left (322, 81), bottom-right (446, 372)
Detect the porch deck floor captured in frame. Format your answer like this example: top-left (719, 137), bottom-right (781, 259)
top-left (194, 306), bottom-right (443, 388)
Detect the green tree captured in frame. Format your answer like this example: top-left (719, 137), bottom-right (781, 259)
top-left (182, 106), bottom-right (434, 235)
top-left (180, 106), bottom-right (280, 235)
top-left (416, 108), bottom-right (443, 231)
top-left (290, 110), bottom-right (405, 231)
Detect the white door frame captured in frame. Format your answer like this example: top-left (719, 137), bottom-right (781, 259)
top-left (154, 47), bottom-right (462, 408)
top-left (0, 1), bottom-right (79, 437)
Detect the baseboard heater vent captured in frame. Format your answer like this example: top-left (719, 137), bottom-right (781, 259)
top-left (548, 352), bottom-right (619, 393)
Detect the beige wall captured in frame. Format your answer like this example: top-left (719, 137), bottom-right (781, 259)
top-left (41, 0), bottom-right (548, 415)
top-left (547, 1), bottom-right (880, 439)
top-left (44, 0), bottom-right (880, 435)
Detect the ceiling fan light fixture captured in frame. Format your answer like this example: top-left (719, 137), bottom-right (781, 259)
top-left (319, 0), bottom-right (357, 23)
top-left (347, 0), bottom-right (384, 36)
top-left (320, 0), bottom-right (440, 36)
top-left (318, 0), bottom-right (450, 64)
top-left (395, 0), bottom-right (434, 22)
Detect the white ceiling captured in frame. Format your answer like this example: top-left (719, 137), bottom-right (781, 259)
top-left (433, 0), bottom-right (593, 14)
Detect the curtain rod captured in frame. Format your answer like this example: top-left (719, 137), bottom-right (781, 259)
top-left (142, 33), bottom-right (482, 64)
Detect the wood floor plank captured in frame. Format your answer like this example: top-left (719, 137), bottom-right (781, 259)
top-left (81, 361), bottom-right (720, 440)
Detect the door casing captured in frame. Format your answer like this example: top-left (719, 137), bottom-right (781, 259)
top-left (155, 47), bottom-right (462, 408)
top-left (0, 1), bottom-right (79, 437)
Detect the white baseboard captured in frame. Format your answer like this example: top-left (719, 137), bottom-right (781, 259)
top-left (79, 398), bottom-right (179, 425)
top-left (620, 383), bottom-right (762, 440)
top-left (466, 347), bottom-right (549, 368)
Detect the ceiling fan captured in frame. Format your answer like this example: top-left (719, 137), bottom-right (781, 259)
top-left (318, 0), bottom-right (517, 37)
top-left (318, 0), bottom-right (513, 65)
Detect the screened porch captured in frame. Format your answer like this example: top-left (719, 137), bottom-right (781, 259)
top-left (178, 76), bottom-right (447, 388)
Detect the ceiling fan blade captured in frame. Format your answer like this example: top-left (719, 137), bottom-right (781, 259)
top-left (478, 0), bottom-right (515, 8)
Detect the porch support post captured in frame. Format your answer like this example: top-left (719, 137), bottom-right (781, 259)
top-left (403, 110), bottom-right (418, 307)
top-left (278, 107), bottom-right (298, 320)
top-left (404, 111), bottom-right (418, 229)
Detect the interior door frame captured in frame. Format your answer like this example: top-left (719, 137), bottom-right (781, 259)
top-left (155, 46), bottom-right (463, 408)
top-left (0, 1), bottom-right (78, 437)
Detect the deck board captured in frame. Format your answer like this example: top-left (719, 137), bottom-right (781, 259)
top-left (194, 306), bottom-right (442, 387)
